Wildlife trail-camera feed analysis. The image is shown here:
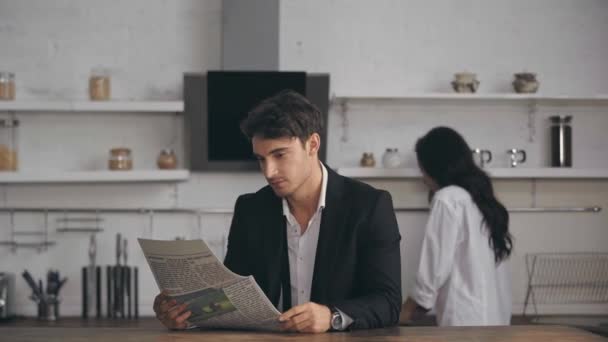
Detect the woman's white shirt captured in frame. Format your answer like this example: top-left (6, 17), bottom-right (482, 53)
top-left (411, 185), bottom-right (512, 326)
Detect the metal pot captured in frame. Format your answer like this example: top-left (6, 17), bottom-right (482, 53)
top-left (0, 272), bottom-right (15, 319)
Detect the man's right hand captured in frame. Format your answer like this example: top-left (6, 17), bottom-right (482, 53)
top-left (153, 290), bottom-right (192, 329)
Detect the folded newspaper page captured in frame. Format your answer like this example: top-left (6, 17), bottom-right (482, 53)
top-left (138, 238), bottom-right (282, 331)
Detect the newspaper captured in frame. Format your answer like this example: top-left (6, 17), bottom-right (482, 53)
top-left (138, 238), bottom-right (282, 331)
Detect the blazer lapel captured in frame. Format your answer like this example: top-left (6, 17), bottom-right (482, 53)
top-left (260, 190), bottom-right (286, 307)
top-left (311, 166), bottom-right (348, 303)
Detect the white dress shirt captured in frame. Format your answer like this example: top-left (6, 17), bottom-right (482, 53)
top-left (282, 163), bottom-right (326, 307)
top-left (411, 185), bottom-right (512, 326)
top-left (279, 163), bottom-right (352, 328)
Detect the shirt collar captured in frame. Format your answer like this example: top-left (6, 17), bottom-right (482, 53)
top-left (282, 162), bottom-right (328, 220)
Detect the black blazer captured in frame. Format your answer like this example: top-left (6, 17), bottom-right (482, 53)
top-left (223, 166), bottom-right (402, 329)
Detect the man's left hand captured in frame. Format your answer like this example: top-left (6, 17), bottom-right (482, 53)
top-left (278, 302), bottom-right (331, 333)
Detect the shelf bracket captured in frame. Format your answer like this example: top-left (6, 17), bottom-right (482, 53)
top-left (339, 98), bottom-right (349, 143)
top-left (148, 210), bottom-right (155, 239)
top-left (197, 211), bottom-right (203, 239)
top-left (527, 99), bottom-right (538, 143)
top-left (9, 210), bottom-right (15, 253)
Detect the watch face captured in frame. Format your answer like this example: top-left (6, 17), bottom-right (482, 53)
top-left (331, 312), bottom-right (343, 329)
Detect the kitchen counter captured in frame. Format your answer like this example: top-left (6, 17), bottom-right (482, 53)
top-left (0, 318), bottom-right (605, 342)
top-left (0, 316), bottom-right (163, 328)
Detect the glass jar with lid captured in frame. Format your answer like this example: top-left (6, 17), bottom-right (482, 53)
top-left (0, 72), bottom-right (16, 100)
top-left (157, 149), bottom-right (177, 170)
top-left (360, 152), bottom-right (376, 167)
top-left (0, 117), bottom-right (19, 171)
top-left (108, 147), bottom-right (133, 171)
top-left (382, 148), bottom-right (403, 168)
top-left (89, 69), bottom-right (110, 101)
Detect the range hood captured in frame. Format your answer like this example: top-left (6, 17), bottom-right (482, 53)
top-left (222, 0), bottom-right (280, 70)
top-left (185, 2), bottom-right (329, 172)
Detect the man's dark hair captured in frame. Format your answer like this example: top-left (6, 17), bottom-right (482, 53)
top-left (240, 90), bottom-right (323, 144)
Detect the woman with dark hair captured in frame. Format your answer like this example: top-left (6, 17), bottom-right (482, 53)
top-left (399, 126), bottom-right (513, 326)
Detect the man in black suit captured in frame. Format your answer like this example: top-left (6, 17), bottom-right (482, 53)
top-left (154, 90), bottom-right (401, 332)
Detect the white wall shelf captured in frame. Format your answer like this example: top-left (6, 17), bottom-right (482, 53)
top-left (0, 101), bottom-right (184, 112)
top-left (338, 167), bottom-right (608, 179)
top-left (0, 170), bottom-right (190, 184)
top-left (333, 94), bottom-right (608, 105)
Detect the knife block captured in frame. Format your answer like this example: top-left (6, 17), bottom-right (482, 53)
top-left (82, 265), bottom-right (138, 319)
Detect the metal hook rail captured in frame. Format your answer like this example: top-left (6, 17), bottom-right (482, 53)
top-left (0, 205), bottom-right (601, 252)
top-left (0, 206), bottom-right (601, 214)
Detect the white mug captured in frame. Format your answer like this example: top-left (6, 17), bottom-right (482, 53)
top-left (507, 149), bottom-right (526, 168)
top-left (471, 149), bottom-right (492, 168)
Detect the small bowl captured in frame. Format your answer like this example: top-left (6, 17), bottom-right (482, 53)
top-left (514, 73), bottom-right (537, 82)
top-left (513, 80), bottom-right (539, 93)
top-left (451, 80), bottom-right (479, 93)
top-left (453, 72), bottom-right (478, 84)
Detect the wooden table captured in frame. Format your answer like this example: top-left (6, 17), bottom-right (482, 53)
top-left (0, 324), bottom-right (605, 341)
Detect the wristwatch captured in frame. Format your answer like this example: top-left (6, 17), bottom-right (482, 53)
top-left (329, 306), bottom-right (344, 331)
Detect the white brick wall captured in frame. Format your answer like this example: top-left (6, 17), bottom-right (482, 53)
top-left (0, 0), bottom-right (221, 100)
top-left (280, 0), bottom-right (608, 96)
top-left (0, 0), bottom-right (606, 317)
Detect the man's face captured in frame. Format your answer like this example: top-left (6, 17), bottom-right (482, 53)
top-left (252, 135), bottom-right (318, 198)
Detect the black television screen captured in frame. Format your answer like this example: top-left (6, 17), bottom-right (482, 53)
top-left (207, 71), bottom-right (306, 162)
top-left (185, 71), bottom-right (329, 171)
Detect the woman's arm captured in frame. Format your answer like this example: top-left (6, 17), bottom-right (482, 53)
top-left (399, 297), bottom-right (429, 325)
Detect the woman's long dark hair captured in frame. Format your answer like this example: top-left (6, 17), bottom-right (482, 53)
top-left (415, 126), bottom-right (512, 263)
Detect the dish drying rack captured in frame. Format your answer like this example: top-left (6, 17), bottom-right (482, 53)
top-left (523, 252), bottom-right (608, 319)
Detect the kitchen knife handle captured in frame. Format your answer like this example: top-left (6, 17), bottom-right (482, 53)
top-left (22, 270), bottom-right (41, 299)
top-left (116, 233), bottom-right (121, 266)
